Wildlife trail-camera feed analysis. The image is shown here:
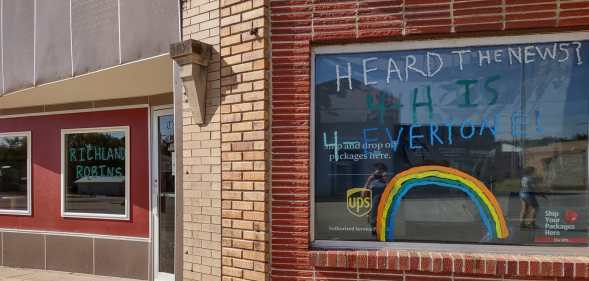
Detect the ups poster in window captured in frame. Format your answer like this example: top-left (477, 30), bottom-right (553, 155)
top-left (313, 39), bottom-right (589, 246)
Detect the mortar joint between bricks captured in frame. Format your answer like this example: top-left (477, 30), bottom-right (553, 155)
top-left (556, 0), bottom-right (561, 27)
top-left (501, 0), bottom-right (506, 30)
top-left (355, 0), bottom-right (359, 39)
top-left (450, 0), bottom-right (455, 33)
top-left (401, 0), bottom-right (406, 36)
top-left (311, 0), bottom-right (315, 40)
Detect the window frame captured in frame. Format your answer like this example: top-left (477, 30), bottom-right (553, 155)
top-left (310, 31), bottom-right (589, 254)
top-left (60, 126), bottom-right (130, 220)
top-left (0, 131), bottom-right (32, 216)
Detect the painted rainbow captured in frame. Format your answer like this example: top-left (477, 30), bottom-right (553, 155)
top-left (376, 165), bottom-right (509, 241)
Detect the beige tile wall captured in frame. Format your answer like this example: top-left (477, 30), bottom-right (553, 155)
top-left (181, 0), bottom-right (269, 280)
top-left (181, 0), bottom-right (222, 281)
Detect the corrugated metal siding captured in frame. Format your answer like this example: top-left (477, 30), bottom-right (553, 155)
top-left (3, 0), bottom-right (34, 92)
top-left (0, 4), bottom-right (3, 93)
top-left (71, 0), bottom-right (119, 75)
top-left (35, 0), bottom-right (71, 84)
top-left (120, 0), bottom-right (179, 63)
top-left (0, 0), bottom-right (180, 95)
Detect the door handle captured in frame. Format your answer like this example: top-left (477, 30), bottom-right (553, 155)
top-left (159, 193), bottom-right (176, 198)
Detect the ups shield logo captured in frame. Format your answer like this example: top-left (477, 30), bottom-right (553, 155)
top-left (346, 188), bottom-right (372, 217)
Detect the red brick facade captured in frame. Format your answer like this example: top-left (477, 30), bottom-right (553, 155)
top-left (270, 1), bottom-right (589, 280)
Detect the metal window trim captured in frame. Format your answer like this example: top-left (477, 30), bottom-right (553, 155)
top-left (310, 31), bottom-right (589, 254)
top-left (0, 130), bottom-right (32, 216)
top-left (60, 125), bottom-right (131, 220)
top-left (313, 31), bottom-right (589, 55)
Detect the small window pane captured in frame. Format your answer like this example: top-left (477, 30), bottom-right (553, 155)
top-left (0, 134), bottom-right (29, 212)
top-left (63, 129), bottom-right (127, 216)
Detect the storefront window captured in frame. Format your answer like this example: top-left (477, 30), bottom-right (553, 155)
top-left (62, 127), bottom-right (129, 219)
top-left (0, 132), bottom-right (30, 215)
top-left (314, 38), bottom-right (589, 246)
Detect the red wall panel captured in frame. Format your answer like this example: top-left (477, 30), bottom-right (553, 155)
top-left (0, 108), bottom-right (149, 237)
top-left (270, 0), bottom-right (589, 280)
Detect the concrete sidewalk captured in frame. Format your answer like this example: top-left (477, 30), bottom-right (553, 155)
top-left (0, 266), bottom-right (140, 281)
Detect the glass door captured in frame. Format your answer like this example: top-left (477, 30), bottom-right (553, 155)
top-left (152, 109), bottom-right (175, 281)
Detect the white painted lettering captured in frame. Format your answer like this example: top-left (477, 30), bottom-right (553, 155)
top-left (494, 49), bottom-right (503, 63)
top-left (524, 46), bottom-right (536, 64)
top-left (508, 47), bottom-right (522, 64)
top-left (362, 57), bottom-right (378, 86)
top-left (427, 52), bottom-right (444, 77)
top-left (452, 49), bottom-right (471, 71)
top-left (572, 41), bottom-right (583, 65)
top-left (536, 43), bottom-right (557, 61)
top-left (558, 43), bottom-right (570, 62)
top-left (405, 55), bottom-right (427, 81)
top-left (336, 63), bottom-right (353, 92)
top-left (387, 58), bottom-right (403, 83)
top-left (478, 50), bottom-right (492, 66)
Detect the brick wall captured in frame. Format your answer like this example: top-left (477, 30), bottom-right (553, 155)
top-left (181, 1), bottom-right (222, 280)
top-left (270, 1), bottom-right (589, 281)
top-left (219, 0), bottom-right (270, 281)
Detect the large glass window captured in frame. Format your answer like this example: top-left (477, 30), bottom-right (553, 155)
top-left (314, 37), bottom-right (589, 246)
top-left (0, 132), bottom-right (31, 215)
top-left (62, 127), bottom-right (129, 219)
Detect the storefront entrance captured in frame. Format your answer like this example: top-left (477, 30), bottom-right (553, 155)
top-left (151, 108), bottom-right (175, 281)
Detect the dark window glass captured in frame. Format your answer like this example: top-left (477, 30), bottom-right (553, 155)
top-left (157, 114), bottom-right (175, 274)
top-left (0, 134), bottom-right (29, 212)
top-left (63, 129), bottom-right (127, 216)
top-left (314, 40), bottom-right (589, 246)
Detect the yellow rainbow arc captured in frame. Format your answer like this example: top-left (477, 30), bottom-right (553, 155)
top-left (376, 165), bottom-right (509, 241)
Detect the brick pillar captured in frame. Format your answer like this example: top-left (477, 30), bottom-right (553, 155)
top-left (180, 0), bottom-right (222, 280)
top-left (219, 0), bottom-right (269, 280)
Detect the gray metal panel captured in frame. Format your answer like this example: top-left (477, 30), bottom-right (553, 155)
top-left (0, 5), bottom-right (3, 94)
top-left (71, 0), bottom-right (119, 75)
top-left (2, 0), bottom-right (34, 92)
top-left (119, 0), bottom-right (179, 63)
top-left (35, 0), bottom-right (72, 85)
